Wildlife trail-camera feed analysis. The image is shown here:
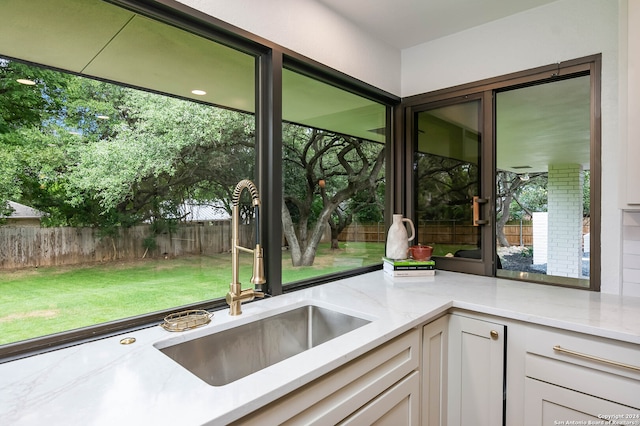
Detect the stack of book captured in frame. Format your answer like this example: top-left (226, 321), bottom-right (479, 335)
top-left (382, 257), bottom-right (436, 278)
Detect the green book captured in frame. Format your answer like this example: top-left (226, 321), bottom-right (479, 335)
top-left (382, 257), bottom-right (435, 268)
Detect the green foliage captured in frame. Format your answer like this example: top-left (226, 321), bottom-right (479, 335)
top-left (142, 236), bottom-right (157, 252)
top-left (583, 170), bottom-right (590, 217)
top-left (282, 123), bottom-right (385, 265)
top-left (0, 59), bottom-right (73, 214)
top-left (415, 153), bottom-right (478, 222)
top-left (0, 57), bottom-right (256, 231)
top-left (0, 56), bottom-right (384, 270)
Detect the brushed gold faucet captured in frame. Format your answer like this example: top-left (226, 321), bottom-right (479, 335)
top-left (225, 179), bottom-right (265, 315)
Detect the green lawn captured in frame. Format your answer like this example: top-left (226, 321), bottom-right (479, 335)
top-left (0, 241), bottom-right (479, 345)
top-left (0, 242), bottom-right (385, 345)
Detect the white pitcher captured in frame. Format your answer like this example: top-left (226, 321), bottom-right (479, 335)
top-left (385, 214), bottom-right (415, 260)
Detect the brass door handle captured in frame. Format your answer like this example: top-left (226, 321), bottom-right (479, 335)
top-left (553, 345), bottom-right (640, 372)
top-left (473, 196), bottom-right (489, 226)
top-left (490, 330), bottom-right (499, 339)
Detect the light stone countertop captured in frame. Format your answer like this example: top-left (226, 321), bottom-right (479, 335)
top-left (1, 270), bottom-right (639, 425)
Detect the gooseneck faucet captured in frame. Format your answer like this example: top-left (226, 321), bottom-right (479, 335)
top-left (226, 179), bottom-right (266, 315)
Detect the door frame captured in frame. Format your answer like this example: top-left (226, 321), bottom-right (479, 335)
top-left (405, 92), bottom-right (495, 276)
top-left (397, 55), bottom-right (601, 290)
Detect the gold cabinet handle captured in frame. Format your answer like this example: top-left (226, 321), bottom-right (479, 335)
top-left (490, 330), bottom-right (499, 339)
top-left (553, 345), bottom-right (640, 372)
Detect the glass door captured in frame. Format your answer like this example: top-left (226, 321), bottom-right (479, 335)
top-left (495, 75), bottom-right (591, 288)
top-left (404, 57), bottom-right (599, 287)
top-left (412, 96), bottom-right (495, 275)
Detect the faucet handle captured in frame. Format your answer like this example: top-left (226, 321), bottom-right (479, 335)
top-left (253, 291), bottom-right (265, 299)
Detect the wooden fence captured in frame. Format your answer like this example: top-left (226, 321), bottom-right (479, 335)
top-left (0, 221), bottom-right (254, 270)
top-left (336, 222), bottom-right (386, 243)
top-left (337, 220), bottom-right (591, 247)
top-left (2, 218), bottom-right (591, 269)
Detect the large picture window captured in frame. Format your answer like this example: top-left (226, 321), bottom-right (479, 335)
top-left (0, 0), bottom-right (395, 355)
top-left (281, 68), bottom-right (387, 286)
top-left (0, 0), bottom-right (260, 348)
top-left (0, 56), bottom-right (259, 345)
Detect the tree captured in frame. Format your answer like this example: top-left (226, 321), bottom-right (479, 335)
top-left (2, 57), bottom-right (387, 267)
top-left (1, 57), bottom-right (256, 235)
top-left (62, 85), bottom-right (255, 226)
top-left (0, 58), bottom-right (72, 217)
top-left (495, 171), bottom-right (546, 247)
top-left (326, 186), bottom-right (384, 249)
top-left (282, 125), bottom-right (385, 266)
top-left (414, 153), bottom-right (478, 222)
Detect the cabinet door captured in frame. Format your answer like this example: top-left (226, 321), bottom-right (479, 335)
top-left (232, 329), bottom-right (420, 425)
top-left (447, 315), bottom-right (505, 426)
top-left (422, 315), bottom-right (449, 426)
top-left (340, 371), bottom-right (420, 425)
top-left (524, 377), bottom-right (640, 426)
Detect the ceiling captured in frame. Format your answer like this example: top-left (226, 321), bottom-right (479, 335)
top-left (495, 76), bottom-right (591, 173)
top-left (316, 0), bottom-right (559, 49)
top-left (417, 75), bottom-right (591, 174)
top-left (0, 0), bottom-right (385, 141)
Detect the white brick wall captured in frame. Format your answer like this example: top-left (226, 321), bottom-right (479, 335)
top-left (547, 164), bottom-right (584, 278)
top-left (622, 211), bottom-right (640, 297)
top-left (532, 212), bottom-right (548, 265)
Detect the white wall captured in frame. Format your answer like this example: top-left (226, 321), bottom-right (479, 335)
top-left (402, 0), bottom-right (622, 294)
top-left (546, 164), bottom-right (584, 278)
top-left (622, 211), bottom-right (640, 297)
top-left (176, 0), bottom-right (401, 96)
top-left (401, 0), bottom-right (618, 97)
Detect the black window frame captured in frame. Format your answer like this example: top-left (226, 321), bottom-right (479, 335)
top-left (398, 55), bottom-right (601, 291)
top-left (0, 0), bottom-right (399, 361)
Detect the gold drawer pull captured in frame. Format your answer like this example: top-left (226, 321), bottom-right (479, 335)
top-left (553, 345), bottom-right (640, 372)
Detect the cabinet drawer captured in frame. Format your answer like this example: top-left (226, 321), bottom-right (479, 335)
top-left (525, 325), bottom-right (640, 379)
top-left (339, 371), bottom-right (420, 425)
top-left (525, 325), bottom-right (640, 409)
top-left (524, 377), bottom-right (640, 426)
top-left (233, 329), bottom-right (420, 425)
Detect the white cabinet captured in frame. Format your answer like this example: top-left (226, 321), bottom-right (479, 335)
top-left (523, 324), bottom-right (640, 425)
top-left (421, 313), bottom-right (505, 426)
top-left (234, 311), bottom-right (639, 426)
top-left (341, 371), bottom-right (420, 425)
top-left (447, 314), bottom-right (505, 426)
top-left (233, 328), bottom-right (420, 425)
top-left (421, 315), bottom-right (449, 426)
top-left (525, 378), bottom-right (639, 426)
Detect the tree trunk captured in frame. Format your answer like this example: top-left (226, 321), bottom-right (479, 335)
top-left (496, 193), bottom-right (513, 247)
top-left (328, 213), bottom-right (352, 250)
top-left (300, 210), bottom-right (330, 265)
top-left (282, 200), bottom-right (335, 267)
top-left (281, 202), bottom-right (303, 266)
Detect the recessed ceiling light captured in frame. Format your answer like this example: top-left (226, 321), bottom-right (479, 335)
top-left (96, 115), bottom-right (109, 120)
top-left (16, 78), bottom-right (36, 86)
top-left (191, 89), bottom-right (206, 96)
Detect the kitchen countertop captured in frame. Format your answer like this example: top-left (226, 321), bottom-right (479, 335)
top-left (1, 270), bottom-right (639, 425)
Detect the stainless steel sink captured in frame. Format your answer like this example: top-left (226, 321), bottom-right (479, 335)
top-left (156, 304), bottom-right (371, 386)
